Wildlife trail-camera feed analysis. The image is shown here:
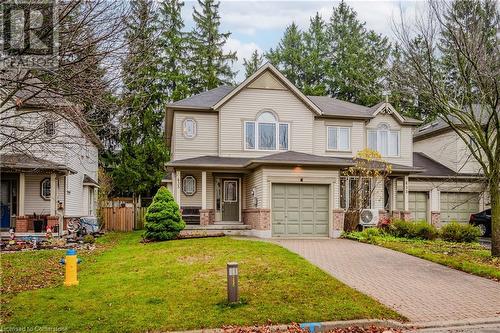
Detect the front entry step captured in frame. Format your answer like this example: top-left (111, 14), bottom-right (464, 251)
top-left (185, 224), bottom-right (251, 230)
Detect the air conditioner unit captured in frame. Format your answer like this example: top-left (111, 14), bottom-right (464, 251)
top-left (359, 209), bottom-right (379, 226)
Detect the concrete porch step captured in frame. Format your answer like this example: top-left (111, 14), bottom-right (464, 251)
top-left (185, 224), bottom-right (251, 230)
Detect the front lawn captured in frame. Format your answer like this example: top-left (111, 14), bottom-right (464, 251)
top-left (344, 232), bottom-right (500, 281)
top-left (1, 232), bottom-right (401, 332)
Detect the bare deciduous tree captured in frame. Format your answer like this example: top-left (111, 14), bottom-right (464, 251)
top-left (394, 0), bottom-right (499, 255)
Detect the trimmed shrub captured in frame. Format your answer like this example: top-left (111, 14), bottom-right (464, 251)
top-left (440, 222), bottom-right (481, 243)
top-left (387, 219), bottom-right (438, 240)
top-left (387, 219), bottom-right (414, 238)
top-left (144, 187), bottom-right (185, 241)
top-left (412, 221), bottom-right (439, 240)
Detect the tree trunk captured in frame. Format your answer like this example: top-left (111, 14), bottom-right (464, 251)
top-left (490, 181), bottom-right (500, 257)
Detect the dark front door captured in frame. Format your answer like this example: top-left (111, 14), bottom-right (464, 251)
top-left (222, 179), bottom-right (239, 221)
top-left (1, 180), bottom-right (12, 228)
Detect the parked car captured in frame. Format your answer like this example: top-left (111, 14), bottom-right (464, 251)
top-left (469, 209), bottom-right (491, 237)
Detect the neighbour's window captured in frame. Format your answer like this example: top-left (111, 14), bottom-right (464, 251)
top-left (367, 123), bottom-right (400, 157)
top-left (327, 126), bottom-right (351, 151)
top-left (44, 119), bottom-right (55, 136)
top-left (182, 176), bottom-right (196, 196)
top-left (182, 118), bottom-right (197, 138)
top-left (340, 176), bottom-right (371, 209)
top-left (244, 110), bottom-right (289, 151)
top-left (40, 178), bottom-right (51, 200)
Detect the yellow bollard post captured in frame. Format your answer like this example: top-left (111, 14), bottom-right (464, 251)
top-left (60, 249), bottom-right (81, 286)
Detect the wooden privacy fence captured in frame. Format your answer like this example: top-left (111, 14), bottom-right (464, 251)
top-left (102, 207), bottom-right (147, 231)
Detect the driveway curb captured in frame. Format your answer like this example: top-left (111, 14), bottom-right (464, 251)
top-left (169, 317), bottom-right (500, 333)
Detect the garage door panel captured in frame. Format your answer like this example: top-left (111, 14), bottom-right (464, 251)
top-left (272, 183), bottom-right (329, 237)
top-left (301, 198), bottom-right (314, 210)
top-left (441, 192), bottom-right (479, 223)
top-left (397, 191), bottom-right (428, 221)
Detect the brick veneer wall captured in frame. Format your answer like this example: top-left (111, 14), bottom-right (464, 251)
top-left (401, 211), bottom-right (412, 221)
top-left (332, 209), bottom-right (345, 238)
top-left (199, 209), bottom-right (215, 226)
top-left (242, 208), bottom-right (270, 230)
top-left (431, 211), bottom-right (441, 227)
top-left (15, 216), bottom-right (29, 232)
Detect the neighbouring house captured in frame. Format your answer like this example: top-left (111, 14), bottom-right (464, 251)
top-left (0, 78), bottom-right (100, 235)
top-left (409, 114), bottom-right (490, 226)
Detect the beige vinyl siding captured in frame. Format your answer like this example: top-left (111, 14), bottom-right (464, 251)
top-left (260, 167), bottom-right (339, 209)
top-left (248, 72), bottom-right (287, 90)
top-left (456, 134), bottom-right (482, 174)
top-left (219, 88), bottom-right (315, 157)
top-left (173, 111), bottom-right (218, 160)
top-left (414, 131), bottom-right (458, 172)
top-left (179, 171), bottom-right (214, 209)
top-left (313, 119), bottom-right (364, 157)
top-left (366, 115), bottom-right (413, 167)
top-left (244, 168), bottom-right (264, 209)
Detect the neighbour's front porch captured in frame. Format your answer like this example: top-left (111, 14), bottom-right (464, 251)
top-left (1, 154), bottom-right (75, 234)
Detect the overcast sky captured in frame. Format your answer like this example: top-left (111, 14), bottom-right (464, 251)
top-left (181, 0), bottom-right (426, 81)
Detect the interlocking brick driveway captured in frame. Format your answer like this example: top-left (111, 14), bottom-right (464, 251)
top-left (274, 239), bottom-right (500, 324)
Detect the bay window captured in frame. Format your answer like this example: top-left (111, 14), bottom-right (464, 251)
top-left (327, 126), bottom-right (351, 151)
top-left (367, 123), bottom-right (400, 157)
top-left (245, 111), bottom-right (289, 151)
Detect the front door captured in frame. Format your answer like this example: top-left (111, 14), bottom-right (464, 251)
top-left (222, 179), bottom-right (239, 221)
top-left (1, 180), bottom-right (12, 228)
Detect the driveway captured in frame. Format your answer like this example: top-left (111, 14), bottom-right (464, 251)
top-left (274, 239), bottom-right (500, 324)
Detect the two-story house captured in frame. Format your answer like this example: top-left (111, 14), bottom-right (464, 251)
top-left (408, 116), bottom-right (490, 228)
top-left (0, 78), bottom-right (100, 235)
top-left (164, 63), bottom-right (425, 238)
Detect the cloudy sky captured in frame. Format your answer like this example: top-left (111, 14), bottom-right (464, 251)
top-left (181, 0), bottom-right (426, 81)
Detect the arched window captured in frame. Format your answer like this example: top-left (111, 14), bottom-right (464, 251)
top-left (244, 110), bottom-right (289, 151)
top-left (367, 123), bottom-right (400, 157)
top-left (40, 178), bottom-right (51, 200)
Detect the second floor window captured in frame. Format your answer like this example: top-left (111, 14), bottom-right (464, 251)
top-left (44, 119), bottom-right (55, 136)
top-left (245, 111), bottom-right (289, 151)
top-left (327, 126), bottom-right (350, 151)
top-left (367, 123), bottom-right (400, 157)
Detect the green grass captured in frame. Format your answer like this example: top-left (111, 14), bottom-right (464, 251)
top-left (1, 232), bottom-right (401, 332)
top-left (344, 231), bottom-right (500, 281)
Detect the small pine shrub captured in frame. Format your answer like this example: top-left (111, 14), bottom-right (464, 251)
top-left (440, 222), bottom-right (481, 243)
top-left (144, 187), bottom-right (185, 241)
top-left (412, 221), bottom-right (438, 240)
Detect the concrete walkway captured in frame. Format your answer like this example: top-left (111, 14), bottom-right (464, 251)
top-left (274, 239), bottom-right (500, 324)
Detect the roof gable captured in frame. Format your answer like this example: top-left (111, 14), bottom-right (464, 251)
top-left (213, 63), bottom-right (323, 115)
top-left (371, 102), bottom-right (407, 124)
top-left (248, 71), bottom-right (287, 90)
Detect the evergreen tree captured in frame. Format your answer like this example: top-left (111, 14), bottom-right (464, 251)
top-left (243, 49), bottom-right (264, 78)
top-left (189, 0), bottom-right (237, 93)
top-left (158, 0), bottom-right (190, 102)
top-left (326, 1), bottom-right (390, 105)
top-left (302, 13), bottom-right (329, 96)
top-left (113, 0), bottom-right (169, 197)
top-left (144, 186), bottom-right (185, 241)
top-left (388, 40), bottom-right (435, 121)
top-left (266, 22), bottom-right (305, 89)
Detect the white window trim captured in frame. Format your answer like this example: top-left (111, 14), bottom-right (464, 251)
top-left (40, 178), bottom-right (51, 200)
top-left (367, 128), bottom-right (401, 158)
top-left (244, 120), bottom-right (290, 152)
top-left (182, 118), bottom-right (197, 139)
top-left (326, 126), bottom-right (351, 152)
top-left (182, 175), bottom-right (197, 196)
top-left (340, 176), bottom-right (372, 209)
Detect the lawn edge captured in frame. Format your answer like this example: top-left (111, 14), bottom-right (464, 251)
top-left (344, 237), bottom-right (499, 282)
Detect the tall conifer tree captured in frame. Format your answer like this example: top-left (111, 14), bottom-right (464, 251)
top-left (189, 0), bottom-right (237, 93)
top-left (158, 0), bottom-right (190, 102)
top-left (243, 50), bottom-right (264, 78)
top-left (113, 0), bottom-right (168, 196)
top-left (302, 13), bottom-right (329, 96)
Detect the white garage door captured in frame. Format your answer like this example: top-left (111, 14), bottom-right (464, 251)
top-left (272, 184), bottom-right (329, 237)
top-left (440, 192), bottom-right (479, 223)
top-left (397, 191), bottom-right (428, 221)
